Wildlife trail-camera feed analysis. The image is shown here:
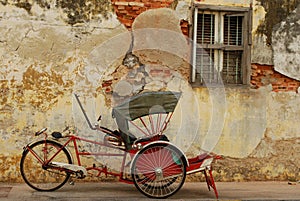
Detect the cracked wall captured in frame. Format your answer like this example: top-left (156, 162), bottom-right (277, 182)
top-left (273, 4), bottom-right (300, 81)
top-left (0, 0), bottom-right (299, 183)
top-left (1, 0), bottom-right (112, 25)
top-left (252, 0), bottom-right (300, 83)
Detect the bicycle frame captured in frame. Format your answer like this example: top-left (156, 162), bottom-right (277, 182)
top-left (21, 92), bottom-right (221, 199)
top-left (73, 135), bottom-right (136, 182)
top-left (25, 130), bottom-right (137, 184)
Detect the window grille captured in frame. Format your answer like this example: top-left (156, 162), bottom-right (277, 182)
top-left (191, 5), bottom-right (251, 86)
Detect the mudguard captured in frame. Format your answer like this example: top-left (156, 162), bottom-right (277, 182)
top-left (130, 140), bottom-right (189, 173)
top-left (22, 139), bottom-right (73, 163)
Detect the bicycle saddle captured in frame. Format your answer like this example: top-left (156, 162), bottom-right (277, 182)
top-left (52, 132), bottom-right (63, 138)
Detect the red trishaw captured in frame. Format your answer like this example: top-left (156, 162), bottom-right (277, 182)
top-left (20, 91), bottom-right (220, 199)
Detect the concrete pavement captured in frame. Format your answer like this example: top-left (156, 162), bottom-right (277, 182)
top-left (0, 181), bottom-right (299, 201)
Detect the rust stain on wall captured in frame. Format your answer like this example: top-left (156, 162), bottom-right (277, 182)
top-left (56, 0), bottom-right (112, 25)
top-left (111, 0), bottom-right (178, 29)
top-left (256, 0), bottom-right (300, 45)
top-left (0, 155), bottom-right (23, 183)
top-left (0, 80), bottom-right (9, 105)
top-left (10, 78), bottom-right (25, 107)
top-left (21, 66), bottom-right (73, 112)
top-left (186, 137), bottom-right (299, 182)
top-left (1, 0), bottom-right (112, 25)
top-left (213, 137), bottom-right (300, 182)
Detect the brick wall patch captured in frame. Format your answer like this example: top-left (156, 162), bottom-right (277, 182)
top-left (111, 0), bottom-right (188, 36)
top-left (251, 64), bottom-right (300, 93)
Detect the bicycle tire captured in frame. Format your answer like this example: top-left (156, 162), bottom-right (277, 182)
top-left (131, 143), bottom-right (186, 199)
top-left (20, 140), bottom-right (72, 191)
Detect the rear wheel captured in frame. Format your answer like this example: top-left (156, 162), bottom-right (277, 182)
top-left (131, 143), bottom-right (186, 198)
top-left (20, 140), bottom-right (72, 191)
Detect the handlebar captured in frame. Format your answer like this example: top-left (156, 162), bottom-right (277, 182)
top-left (35, 128), bottom-right (47, 136)
top-left (73, 93), bottom-right (98, 130)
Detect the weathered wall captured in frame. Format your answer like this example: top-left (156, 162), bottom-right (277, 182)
top-left (0, 0), bottom-right (299, 183)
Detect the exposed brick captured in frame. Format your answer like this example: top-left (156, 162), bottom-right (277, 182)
top-left (263, 70), bottom-right (274, 75)
top-left (113, 0), bottom-right (188, 36)
top-left (131, 6), bottom-right (141, 10)
top-left (251, 64), bottom-right (258, 69)
top-left (181, 22), bottom-right (188, 28)
top-left (105, 86), bottom-right (112, 94)
top-left (118, 5), bottom-right (126, 10)
top-left (102, 80), bottom-right (112, 86)
top-left (123, 14), bottom-right (133, 19)
top-left (128, 2), bottom-right (144, 7)
top-left (251, 63), bottom-right (300, 93)
top-left (151, 2), bottom-right (162, 8)
top-left (118, 9), bottom-right (128, 14)
top-left (119, 18), bottom-right (133, 27)
top-left (251, 72), bottom-right (258, 77)
top-left (135, 9), bottom-right (144, 14)
top-left (114, 1), bottom-right (129, 6)
top-left (288, 87), bottom-right (295, 90)
top-left (144, 2), bottom-right (152, 7)
top-left (180, 20), bottom-right (189, 36)
top-left (288, 82), bottom-right (299, 87)
top-left (160, 3), bottom-right (169, 7)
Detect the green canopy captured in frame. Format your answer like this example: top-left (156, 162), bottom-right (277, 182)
top-left (112, 91), bottom-right (181, 121)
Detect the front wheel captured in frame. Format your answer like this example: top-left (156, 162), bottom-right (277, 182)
top-left (131, 143), bottom-right (186, 198)
top-left (20, 140), bottom-right (72, 191)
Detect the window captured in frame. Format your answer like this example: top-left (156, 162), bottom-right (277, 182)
top-left (191, 4), bottom-right (252, 86)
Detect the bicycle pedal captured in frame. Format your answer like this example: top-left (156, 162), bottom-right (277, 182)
top-left (69, 180), bottom-right (75, 185)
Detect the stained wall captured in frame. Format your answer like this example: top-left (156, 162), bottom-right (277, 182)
top-left (0, 0), bottom-right (299, 182)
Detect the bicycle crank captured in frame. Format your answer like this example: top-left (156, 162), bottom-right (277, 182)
top-left (50, 162), bottom-right (87, 179)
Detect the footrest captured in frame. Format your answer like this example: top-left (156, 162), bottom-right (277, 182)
top-left (188, 153), bottom-right (209, 164)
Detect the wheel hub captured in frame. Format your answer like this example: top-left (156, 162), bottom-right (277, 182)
top-left (155, 168), bottom-right (163, 181)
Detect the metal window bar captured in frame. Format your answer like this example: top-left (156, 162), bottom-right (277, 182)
top-left (227, 16), bottom-right (231, 45)
top-left (209, 15), bottom-right (214, 82)
top-left (196, 48), bottom-right (215, 84)
top-left (222, 51), bottom-right (242, 84)
top-left (196, 13), bottom-right (215, 84)
top-left (216, 12), bottom-right (222, 84)
top-left (235, 17), bottom-right (240, 83)
top-left (224, 15), bottom-right (243, 46)
top-left (193, 6), bottom-right (249, 85)
top-left (226, 51), bottom-right (229, 82)
top-left (235, 52), bottom-right (239, 83)
top-left (236, 17), bottom-right (239, 45)
top-left (222, 15), bottom-right (243, 84)
top-left (192, 7), bottom-right (198, 82)
top-left (200, 13), bottom-right (204, 83)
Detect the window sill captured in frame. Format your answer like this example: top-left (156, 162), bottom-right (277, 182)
top-left (190, 82), bottom-right (251, 89)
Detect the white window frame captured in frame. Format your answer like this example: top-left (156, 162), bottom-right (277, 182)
top-left (191, 4), bottom-right (252, 86)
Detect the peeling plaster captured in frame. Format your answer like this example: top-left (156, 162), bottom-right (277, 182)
top-left (212, 137), bottom-right (300, 182)
top-left (256, 0), bottom-right (300, 45)
top-left (252, 0), bottom-right (300, 65)
top-left (0, 0), bottom-right (300, 182)
top-left (1, 0), bottom-right (113, 25)
top-left (273, 4), bottom-right (300, 81)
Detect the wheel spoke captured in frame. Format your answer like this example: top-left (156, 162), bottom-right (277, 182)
top-left (20, 140), bottom-right (72, 191)
top-left (132, 143), bottom-right (186, 198)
